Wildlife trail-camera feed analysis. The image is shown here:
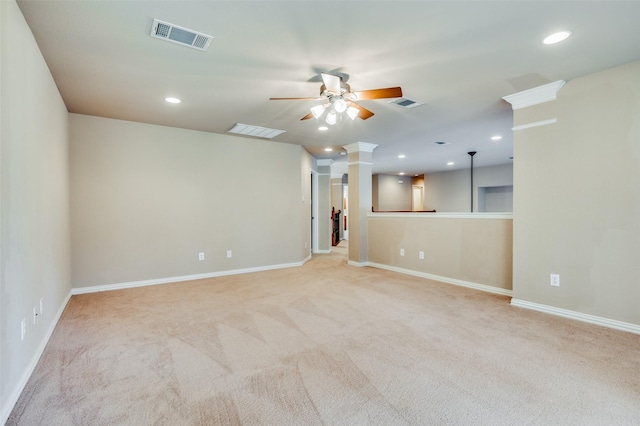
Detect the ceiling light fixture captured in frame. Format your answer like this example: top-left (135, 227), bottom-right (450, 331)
top-left (491, 135), bottom-right (502, 141)
top-left (447, 162), bottom-right (455, 166)
top-left (398, 154), bottom-right (406, 159)
top-left (324, 147), bottom-right (333, 152)
top-left (399, 172), bottom-right (405, 176)
top-left (326, 111), bottom-right (337, 125)
top-left (165, 97), bottom-right (181, 104)
top-left (318, 126), bottom-right (328, 131)
top-left (543, 30), bottom-right (572, 45)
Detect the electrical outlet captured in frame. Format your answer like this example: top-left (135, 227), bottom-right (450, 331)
top-left (419, 251), bottom-right (425, 260)
top-left (198, 252), bottom-right (205, 261)
top-left (400, 248), bottom-right (405, 256)
top-left (550, 274), bottom-right (560, 287)
top-left (40, 298), bottom-right (44, 315)
top-left (226, 250), bottom-right (232, 258)
top-left (21, 318), bottom-right (26, 341)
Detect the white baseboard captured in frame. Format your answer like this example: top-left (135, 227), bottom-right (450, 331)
top-left (72, 261), bottom-right (305, 295)
top-left (511, 298), bottom-right (640, 335)
top-left (1, 291), bottom-right (72, 426)
top-left (366, 262), bottom-right (513, 297)
top-left (315, 249), bottom-right (331, 254)
top-left (347, 260), bottom-right (369, 268)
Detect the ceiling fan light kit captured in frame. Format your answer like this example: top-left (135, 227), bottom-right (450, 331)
top-left (270, 72), bottom-right (402, 125)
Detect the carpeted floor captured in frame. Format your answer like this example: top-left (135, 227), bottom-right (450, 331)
top-left (8, 250), bottom-right (640, 425)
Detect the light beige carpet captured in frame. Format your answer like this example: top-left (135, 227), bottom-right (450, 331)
top-left (8, 252), bottom-right (640, 425)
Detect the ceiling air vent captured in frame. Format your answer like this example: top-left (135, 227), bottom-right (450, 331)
top-left (228, 123), bottom-right (286, 139)
top-left (150, 19), bottom-right (213, 51)
top-left (388, 97), bottom-right (424, 109)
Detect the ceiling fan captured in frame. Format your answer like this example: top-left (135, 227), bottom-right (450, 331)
top-left (270, 73), bottom-right (402, 124)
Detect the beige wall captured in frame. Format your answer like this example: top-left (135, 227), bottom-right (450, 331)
top-left (368, 214), bottom-right (513, 293)
top-left (424, 164), bottom-right (513, 212)
top-left (513, 60), bottom-right (640, 326)
top-left (70, 114), bottom-right (307, 288)
top-left (1, 0), bottom-right (71, 420)
top-left (373, 174), bottom-right (413, 211)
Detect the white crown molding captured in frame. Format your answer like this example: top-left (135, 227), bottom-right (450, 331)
top-left (512, 118), bottom-right (557, 131)
top-left (343, 141), bottom-right (378, 153)
top-left (347, 161), bottom-right (374, 166)
top-left (502, 80), bottom-right (566, 110)
top-left (511, 299), bottom-right (640, 335)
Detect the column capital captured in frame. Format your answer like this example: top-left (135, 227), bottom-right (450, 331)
top-left (502, 80), bottom-right (566, 110)
top-left (343, 142), bottom-right (378, 154)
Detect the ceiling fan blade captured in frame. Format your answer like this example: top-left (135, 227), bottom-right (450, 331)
top-left (349, 102), bottom-right (375, 120)
top-left (321, 73), bottom-right (342, 94)
top-left (269, 97), bottom-right (321, 101)
top-left (353, 87), bottom-right (403, 100)
top-left (300, 112), bottom-right (313, 121)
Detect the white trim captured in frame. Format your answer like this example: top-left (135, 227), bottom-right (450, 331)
top-left (512, 118), bottom-right (557, 131)
top-left (71, 262), bottom-right (305, 295)
top-left (511, 299), bottom-right (640, 335)
top-left (315, 249), bottom-right (331, 254)
top-left (1, 291), bottom-right (73, 425)
top-left (347, 260), bottom-right (369, 267)
top-left (347, 161), bottom-right (373, 166)
top-left (367, 262), bottom-right (513, 296)
top-left (502, 80), bottom-right (566, 110)
top-left (343, 142), bottom-right (378, 153)
top-left (369, 212), bottom-right (513, 219)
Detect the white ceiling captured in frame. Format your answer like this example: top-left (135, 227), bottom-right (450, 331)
top-left (17, 1), bottom-right (640, 175)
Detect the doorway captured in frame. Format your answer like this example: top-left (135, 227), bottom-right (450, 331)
top-left (412, 185), bottom-right (424, 211)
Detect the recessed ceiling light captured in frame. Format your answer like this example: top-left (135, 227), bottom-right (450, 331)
top-left (318, 126), bottom-right (328, 131)
top-left (399, 172), bottom-right (405, 176)
top-left (324, 147), bottom-right (333, 152)
top-left (398, 154), bottom-right (406, 159)
top-left (447, 162), bottom-right (455, 166)
top-left (164, 97), bottom-right (181, 104)
top-left (543, 30), bottom-right (572, 45)
top-left (491, 135), bottom-right (502, 141)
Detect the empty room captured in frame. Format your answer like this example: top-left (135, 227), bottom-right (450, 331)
top-left (2, 1), bottom-right (639, 424)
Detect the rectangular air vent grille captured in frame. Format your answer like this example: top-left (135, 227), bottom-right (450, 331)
top-left (228, 123), bottom-right (286, 139)
top-left (150, 19), bottom-right (213, 51)
top-left (388, 97), bottom-right (424, 109)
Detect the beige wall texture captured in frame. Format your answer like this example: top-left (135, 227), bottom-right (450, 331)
top-left (424, 164), bottom-right (513, 212)
top-left (70, 114), bottom-right (307, 288)
top-left (513, 60), bottom-right (640, 326)
top-left (1, 1), bottom-right (71, 421)
top-left (368, 215), bottom-right (513, 292)
top-left (373, 174), bottom-right (413, 211)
